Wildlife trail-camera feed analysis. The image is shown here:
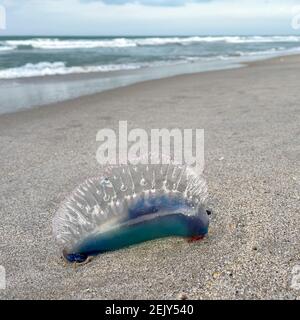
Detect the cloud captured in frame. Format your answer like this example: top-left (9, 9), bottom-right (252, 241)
top-left (1, 0), bottom-right (299, 36)
top-left (83, 0), bottom-right (211, 6)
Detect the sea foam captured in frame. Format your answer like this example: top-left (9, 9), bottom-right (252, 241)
top-left (1, 36), bottom-right (300, 51)
top-left (0, 61), bottom-right (142, 79)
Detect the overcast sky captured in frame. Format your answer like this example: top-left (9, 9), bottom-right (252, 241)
top-left (1, 0), bottom-right (300, 35)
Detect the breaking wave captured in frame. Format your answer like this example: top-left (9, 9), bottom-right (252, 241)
top-left (1, 36), bottom-right (300, 51)
top-left (0, 62), bottom-right (142, 79)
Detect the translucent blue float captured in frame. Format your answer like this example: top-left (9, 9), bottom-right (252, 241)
top-left (53, 160), bottom-right (209, 264)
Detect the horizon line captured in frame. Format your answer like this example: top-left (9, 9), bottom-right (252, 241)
top-left (0, 33), bottom-right (298, 37)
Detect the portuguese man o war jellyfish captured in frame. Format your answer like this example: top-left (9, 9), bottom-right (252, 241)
top-left (53, 160), bottom-right (210, 265)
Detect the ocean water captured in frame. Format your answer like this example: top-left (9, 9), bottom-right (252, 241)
top-left (1, 35), bottom-right (300, 79)
top-left (0, 35), bottom-right (300, 113)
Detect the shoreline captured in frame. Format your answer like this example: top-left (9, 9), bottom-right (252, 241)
top-left (1, 51), bottom-right (299, 116)
top-left (0, 53), bottom-right (299, 299)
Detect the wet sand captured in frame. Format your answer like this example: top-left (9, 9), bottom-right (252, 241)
top-left (0, 55), bottom-right (299, 299)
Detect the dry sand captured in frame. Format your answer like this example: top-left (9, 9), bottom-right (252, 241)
top-left (0, 55), bottom-right (299, 299)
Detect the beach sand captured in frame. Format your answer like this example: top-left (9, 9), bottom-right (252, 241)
top-left (0, 55), bottom-right (299, 300)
